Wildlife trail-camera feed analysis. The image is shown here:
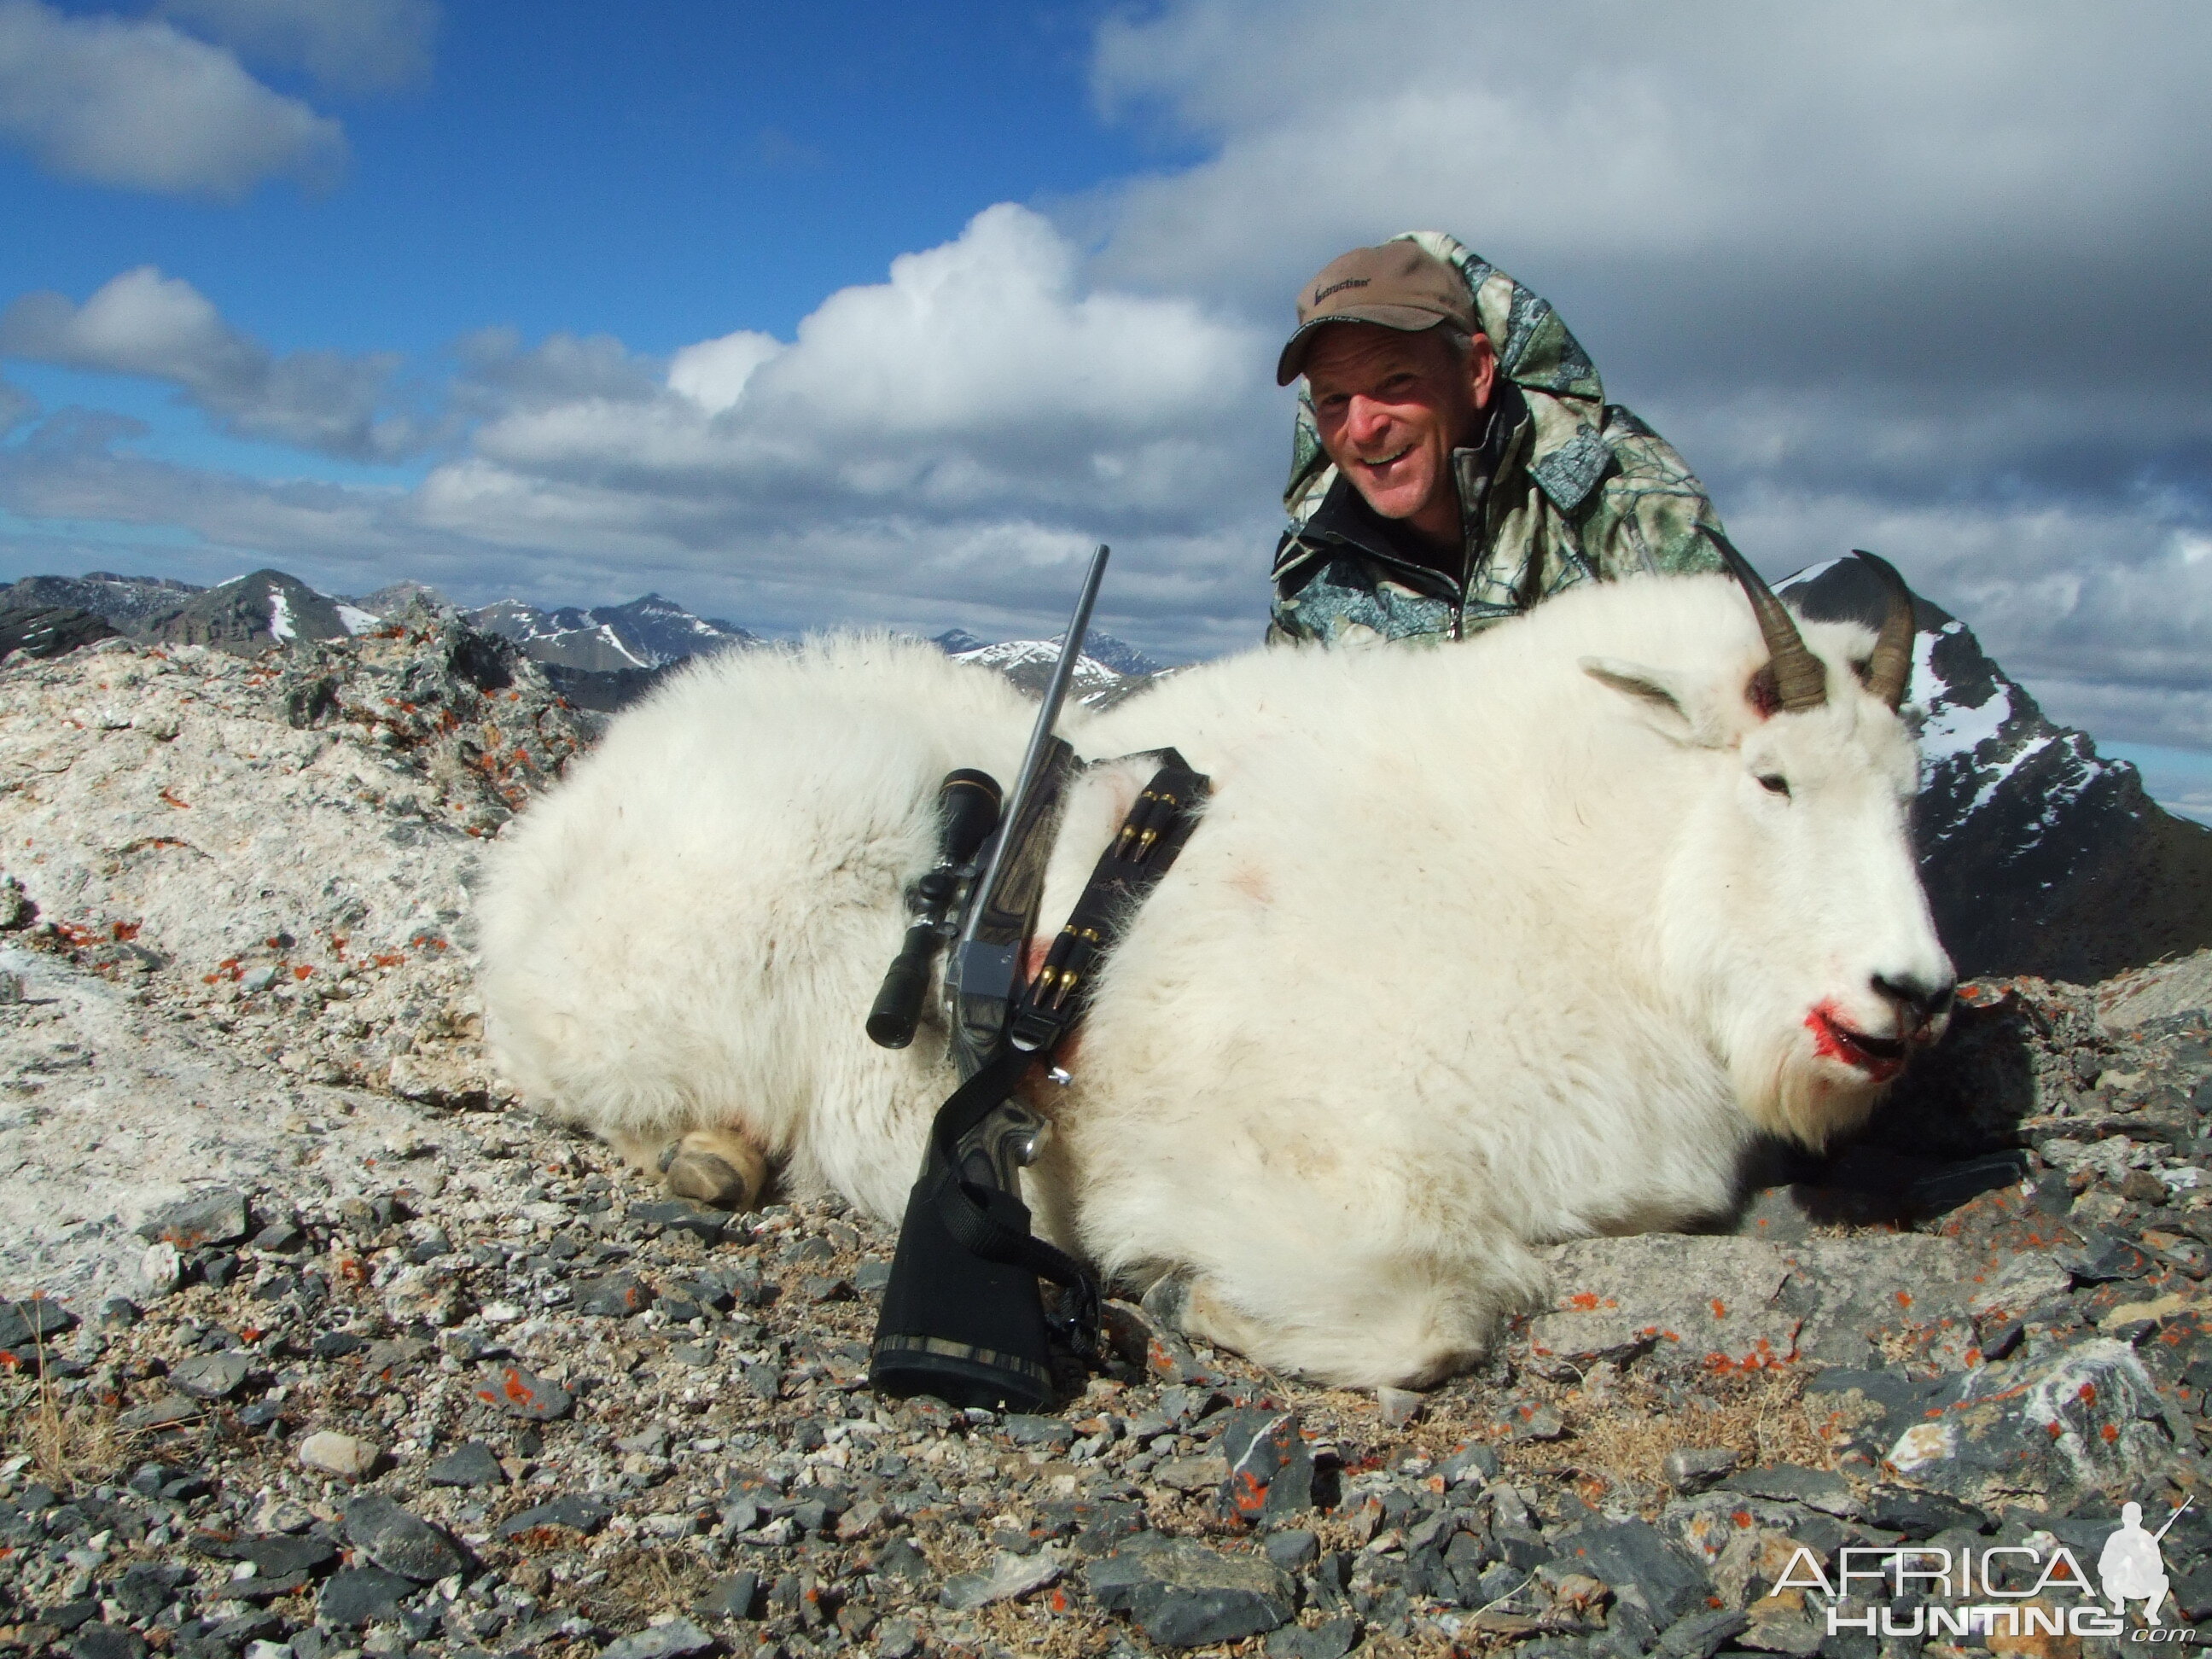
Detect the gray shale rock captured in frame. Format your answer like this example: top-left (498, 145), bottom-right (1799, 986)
top-left (1551, 1519), bottom-right (1716, 1626)
top-left (0, 1294), bottom-right (77, 1348)
top-left (1531, 1236), bottom-right (1795, 1370)
top-left (1660, 1608), bottom-right (1751, 1659)
top-left (575, 1271), bottom-right (654, 1317)
top-left (1532, 1231), bottom-right (1973, 1373)
top-left (425, 1441), bottom-right (504, 1487)
top-left (1714, 1463), bottom-right (1861, 1517)
top-left (691, 1569), bottom-right (759, 1620)
top-left (1087, 1534), bottom-right (1297, 1647)
top-left (135, 1190), bottom-right (250, 1249)
top-left (66, 1625), bottom-right (145, 1659)
top-left (1218, 1406), bottom-right (1315, 1526)
top-left (1861, 1485), bottom-right (1989, 1540)
top-left (166, 1349), bottom-right (250, 1399)
top-left (499, 1493), bottom-right (613, 1537)
top-left (471, 1361), bottom-right (573, 1419)
top-left (1268, 1614), bottom-right (1362, 1659)
top-left (1662, 1447), bottom-right (1740, 1493)
top-left (939, 1547), bottom-right (1068, 1610)
top-left (317, 1564), bottom-right (415, 1627)
top-left (343, 1493), bottom-right (467, 1582)
top-left (599, 1617), bottom-right (715, 1659)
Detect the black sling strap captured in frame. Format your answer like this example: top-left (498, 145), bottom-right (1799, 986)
top-left (1010, 750), bottom-right (1210, 1054)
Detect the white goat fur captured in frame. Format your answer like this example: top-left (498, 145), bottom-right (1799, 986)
top-left (478, 573), bottom-right (1951, 1388)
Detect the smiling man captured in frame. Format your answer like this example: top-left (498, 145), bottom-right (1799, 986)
top-left (1270, 235), bottom-right (1732, 645)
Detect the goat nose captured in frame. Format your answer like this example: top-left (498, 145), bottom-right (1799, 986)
top-left (1872, 972), bottom-right (1955, 1024)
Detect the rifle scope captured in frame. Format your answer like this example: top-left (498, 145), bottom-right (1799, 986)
top-left (865, 769), bottom-right (1003, 1049)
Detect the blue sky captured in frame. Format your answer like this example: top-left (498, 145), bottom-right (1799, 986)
top-left (7, 3), bottom-right (1173, 352)
top-left (2, 1), bottom-right (1187, 492)
top-left (3, 1), bottom-right (2211, 775)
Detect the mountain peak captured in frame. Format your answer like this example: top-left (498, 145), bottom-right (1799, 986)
top-left (466, 592), bottom-right (759, 674)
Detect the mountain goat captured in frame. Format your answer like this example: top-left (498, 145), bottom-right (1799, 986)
top-left (477, 559), bottom-right (1953, 1388)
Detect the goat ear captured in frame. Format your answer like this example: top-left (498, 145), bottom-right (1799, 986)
top-left (1580, 655), bottom-right (1724, 747)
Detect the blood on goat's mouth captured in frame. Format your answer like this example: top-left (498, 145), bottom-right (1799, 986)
top-left (1806, 1001), bottom-right (1906, 1081)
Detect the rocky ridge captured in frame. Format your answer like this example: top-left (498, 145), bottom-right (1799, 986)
top-left (0, 608), bottom-right (2209, 1659)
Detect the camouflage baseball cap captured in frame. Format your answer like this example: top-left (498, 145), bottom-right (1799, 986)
top-left (1276, 241), bottom-right (1480, 386)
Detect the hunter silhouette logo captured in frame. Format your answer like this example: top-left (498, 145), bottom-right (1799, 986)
top-left (2101, 1501), bottom-right (2187, 1627)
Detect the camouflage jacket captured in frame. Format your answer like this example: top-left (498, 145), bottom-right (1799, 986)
top-left (1270, 230), bottom-right (1730, 646)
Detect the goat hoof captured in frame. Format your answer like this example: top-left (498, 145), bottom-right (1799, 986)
top-left (663, 1150), bottom-right (753, 1210)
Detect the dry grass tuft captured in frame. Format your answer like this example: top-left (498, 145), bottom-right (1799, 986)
top-left (564, 1544), bottom-right (719, 1627)
top-left (1503, 1366), bottom-right (1832, 1505)
top-left (0, 1338), bottom-right (131, 1495)
top-left (976, 1598), bottom-right (1119, 1659)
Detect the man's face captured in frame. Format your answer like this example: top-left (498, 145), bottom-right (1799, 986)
top-left (1305, 323), bottom-right (1497, 543)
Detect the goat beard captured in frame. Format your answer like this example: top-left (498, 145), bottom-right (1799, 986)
top-left (1731, 1022), bottom-right (1889, 1151)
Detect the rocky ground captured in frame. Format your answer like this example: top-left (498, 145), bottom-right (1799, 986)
top-left (1, 617), bottom-right (2210, 1659)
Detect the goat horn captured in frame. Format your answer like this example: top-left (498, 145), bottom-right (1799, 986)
top-left (1712, 532), bottom-right (1826, 712)
top-left (1852, 549), bottom-right (1917, 710)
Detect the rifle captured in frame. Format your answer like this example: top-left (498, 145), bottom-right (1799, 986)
top-left (868, 546), bottom-right (1111, 1410)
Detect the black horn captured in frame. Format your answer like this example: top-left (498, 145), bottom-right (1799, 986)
top-left (1712, 533), bottom-right (1826, 713)
top-left (1852, 549), bottom-right (1917, 710)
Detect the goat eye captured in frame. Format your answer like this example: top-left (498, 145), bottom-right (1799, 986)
top-left (1757, 773), bottom-right (1790, 798)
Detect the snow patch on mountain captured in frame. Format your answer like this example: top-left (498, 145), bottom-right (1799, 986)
top-left (469, 593), bottom-right (757, 675)
top-left (1914, 624), bottom-right (2010, 768)
top-left (951, 637), bottom-right (1126, 701)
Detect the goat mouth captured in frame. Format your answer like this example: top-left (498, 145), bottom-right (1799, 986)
top-left (1805, 1004), bottom-right (1906, 1081)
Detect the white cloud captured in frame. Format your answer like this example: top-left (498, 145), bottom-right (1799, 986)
top-left (158, 0), bottom-right (437, 94)
top-left (439, 203), bottom-right (1266, 534)
top-left (1, 265), bottom-right (259, 387)
top-left (410, 207), bottom-right (1271, 649)
top-left (667, 330), bottom-right (782, 416)
top-left (0, 0), bottom-right (343, 198)
top-left (745, 204), bottom-right (1249, 439)
top-left (0, 266), bottom-right (432, 460)
top-left (1086, 1), bottom-right (2212, 314)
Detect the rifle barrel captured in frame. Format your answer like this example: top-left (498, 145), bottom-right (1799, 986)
top-left (958, 543), bottom-right (1109, 958)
